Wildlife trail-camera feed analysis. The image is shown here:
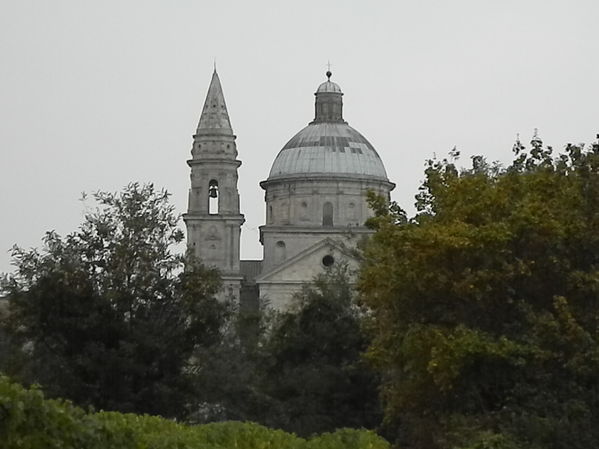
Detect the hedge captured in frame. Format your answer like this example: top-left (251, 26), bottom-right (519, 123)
top-left (0, 376), bottom-right (389, 449)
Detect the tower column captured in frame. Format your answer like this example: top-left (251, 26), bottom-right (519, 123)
top-left (183, 69), bottom-right (245, 301)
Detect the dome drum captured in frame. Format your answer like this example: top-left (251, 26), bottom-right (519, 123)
top-left (262, 177), bottom-right (392, 228)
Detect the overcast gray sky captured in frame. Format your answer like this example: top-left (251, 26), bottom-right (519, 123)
top-left (1, 0), bottom-right (597, 274)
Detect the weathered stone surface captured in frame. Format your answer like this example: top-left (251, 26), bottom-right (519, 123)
top-left (185, 71), bottom-right (395, 310)
top-left (184, 70), bottom-right (244, 301)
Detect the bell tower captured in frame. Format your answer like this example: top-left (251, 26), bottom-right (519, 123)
top-left (183, 69), bottom-right (245, 300)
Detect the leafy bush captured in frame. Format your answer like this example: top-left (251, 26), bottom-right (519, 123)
top-left (0, 375), bottom-right (135, 449)
top-left (0, 376), bottom-right (390, 449)
top-left (2, 183), bottom-right (225, 418)
top-left (361, 142), bottom-right (599, 448)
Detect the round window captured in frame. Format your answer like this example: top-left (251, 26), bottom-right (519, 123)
top-left (322, 255), bottom-right (335, 267)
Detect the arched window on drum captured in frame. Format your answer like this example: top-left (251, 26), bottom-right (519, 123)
top-left (323, 202), bottom-right (333, 227)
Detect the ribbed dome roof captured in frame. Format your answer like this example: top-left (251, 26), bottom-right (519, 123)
top-left (267, 122), bottom-right (389, 180)
top-left (265, 72), bottom-right (390, 183)
top-left (316, 80), bottom-right (342, 93)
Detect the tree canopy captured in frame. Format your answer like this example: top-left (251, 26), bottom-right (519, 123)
top-left (260, 264), bottom-right (381, 436)
top-left (188, 264), bottom-right (381, 437)
top-left (360, 140), bottom-right (599, 449)
top-left (1, 183), bottom-right (227, 418)
top-left (0, 183), bottom-right (380, 436)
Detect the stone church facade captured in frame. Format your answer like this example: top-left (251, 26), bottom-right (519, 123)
top-left (184, 69), bottom-right (394, 310)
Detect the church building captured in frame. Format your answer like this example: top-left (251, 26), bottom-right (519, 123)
top-left (184, 69), bottom-right (395, 310)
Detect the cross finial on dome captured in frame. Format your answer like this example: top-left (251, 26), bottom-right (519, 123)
top-left (326, 61), bottom-right (332, 81)
top-left (313, 67), bottom-right (344, 122)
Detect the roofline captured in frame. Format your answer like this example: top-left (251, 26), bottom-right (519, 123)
top-left (193, 133), bottom-right (237, 139)
top-left (187, 158), bottom-right (242, 168)
top-left (260, 175), bottom-right (395, 190)
top-left (255, 237), bottom-right (360, 282)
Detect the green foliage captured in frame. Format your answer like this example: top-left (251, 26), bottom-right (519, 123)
top-left (360, 141), bottom-right (599, 448)
top-left (0, 376), bottom-right (390, 449)
top-left (452, 431), bottom-right (521, 449)
top-left (259, 264), bottom-right (381, 437)
top-left (186, 265), bottom-right (381, 437)
top-left (0, 376), bottom-right (135, 449)
top-left (0, 183), bottom-right (384, 436)
top-left (186, 302), bottom-right (274, 424)
top-left (1, 183), bottom-right (227, 418)
top-left (306, 428), bottom-right (390, 449)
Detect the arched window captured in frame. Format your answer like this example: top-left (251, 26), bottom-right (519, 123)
top-left (348, 202), bottom-right (357, 220)
top-left (323, 202), bottom-right (333, 227)
top-left (275, 241), bottom-right (286, 263)
top-left (299, 201), bottom-right (309, 221)
top-left (208, 180), bottom-right (219, 214)
top-left (281, 202), bottom-right (289, 223)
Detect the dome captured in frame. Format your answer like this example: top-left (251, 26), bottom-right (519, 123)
top-left (316, 80), bottom-right (342, 93)
top-left (265, 72), bottom-right (391, 183)
top-left (267, 122), bottom-right (389, 180)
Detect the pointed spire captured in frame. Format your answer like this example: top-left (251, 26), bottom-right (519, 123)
top-left (196, 70), bottom-right (233, 136)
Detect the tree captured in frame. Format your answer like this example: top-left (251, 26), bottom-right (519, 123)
top-left (260, 264), bottom-right (382, 437)
top-left (187, 264), bottom-right (382, 436)
top-left (1, 183), bottom-right (227, 418)
top-left (360, 141), bottom-right (599, 448)
top-left (185, 301), bottom-right (274, 425)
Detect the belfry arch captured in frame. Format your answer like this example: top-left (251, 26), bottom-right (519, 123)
top-left (208, 179), bottom-right (219, 214)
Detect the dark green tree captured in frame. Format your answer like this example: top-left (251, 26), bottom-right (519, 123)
top-left (188, 264), bottom-right (382, 436)
top-left (186, 301), bottom-right (273, 424)
top-left (1, 183), bottom-right (226, 418)
top-left (360, 140), bottom-right (599, 449)
top-left (260, 264), bottom-right (382, 437)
